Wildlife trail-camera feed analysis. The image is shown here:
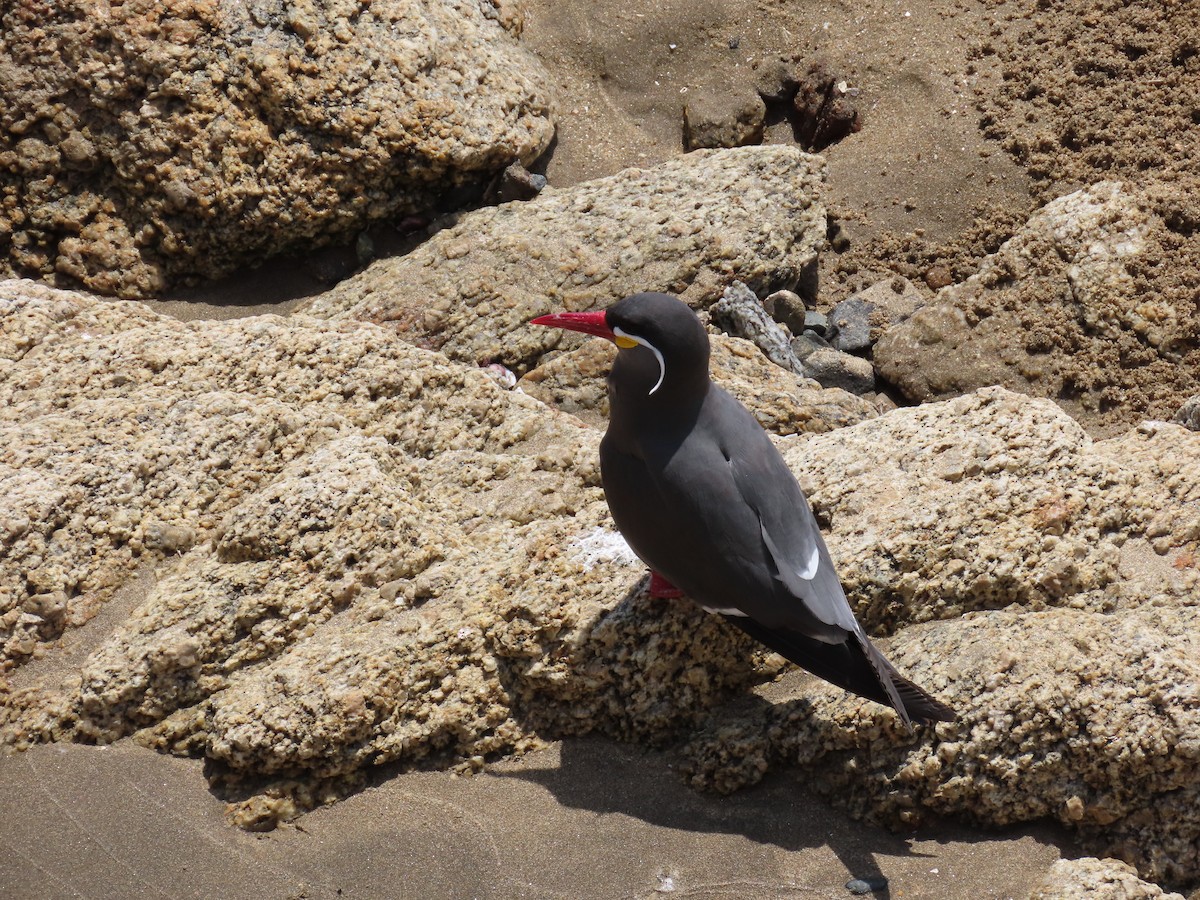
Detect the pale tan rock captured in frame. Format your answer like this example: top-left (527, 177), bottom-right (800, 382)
top-left (875, 183), bottom-right (1200, 434)
top-left (1029, 858), bottom-right (1186, 900)
top-left (300, 146), bottom-right (828, 370)
top-left (0, 278), bottom-right (586, 678)
top-left (0, 280), bottom-right (761, 786)
top-left (0, 0), bottom-right (553, 298)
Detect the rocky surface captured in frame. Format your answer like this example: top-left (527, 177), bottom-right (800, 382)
top-left (1030, 858), bottom-right (1186, 900)
top-left (0, 0), bottom-right (554, 298)
top-left (0, 279), bottom-right (813, 820)
top-left (2, 0), bottom-right (1198, 895)
top-left (874, 183), bottom-right (1200, 435)
top-left (299, 146), bottom-right (828, 371)
top-left (5, 279), bottom-right (1200, 892)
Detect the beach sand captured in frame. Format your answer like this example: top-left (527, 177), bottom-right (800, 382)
top-left (1, 736), bottom-right (1072, 899)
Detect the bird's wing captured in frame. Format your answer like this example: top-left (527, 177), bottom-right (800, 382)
top-left (723, 419), bottom-right (861, 639)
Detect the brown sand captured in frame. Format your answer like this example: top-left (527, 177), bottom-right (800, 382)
top-left (0, 738), bottom-right (1071, 899)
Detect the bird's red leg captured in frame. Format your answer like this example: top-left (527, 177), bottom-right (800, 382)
top-left (649, 571), bottom-right (685, 599)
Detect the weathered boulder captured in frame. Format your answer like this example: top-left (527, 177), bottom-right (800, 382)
top-left (300, 146), bottom-right (828, 370)
top-left (0, 0), bottom-right (554, 298)
top-left (0, 280), bottom-right (780, 809)
top-left (1029, 858), bottom-right (1186, 900)
top-left (0, 278), bottom-right (582, 677)
top-left (875, 183), bottom-right (1200, 434)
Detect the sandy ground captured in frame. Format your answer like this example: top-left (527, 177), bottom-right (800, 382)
top-left (0, 737), bottom-right (1072, 900)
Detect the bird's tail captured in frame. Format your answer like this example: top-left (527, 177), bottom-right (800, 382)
top-left (723, 615), bottom-right (956, 728)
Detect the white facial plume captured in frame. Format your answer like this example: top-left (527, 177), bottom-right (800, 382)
top-left (612, 326), bottom-right (666, 396)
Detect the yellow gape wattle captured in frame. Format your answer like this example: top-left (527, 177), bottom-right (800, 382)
top-left (614, 336), bottom-right (639, 349)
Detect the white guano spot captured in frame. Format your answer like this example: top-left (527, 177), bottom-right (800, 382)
top-left (573, 527), bottom-right (642, 571)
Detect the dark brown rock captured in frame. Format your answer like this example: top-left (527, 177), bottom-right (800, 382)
top-left (0, 0), bottom-right (554, 298)
top-left (793, 62), bottom-right (862, 152)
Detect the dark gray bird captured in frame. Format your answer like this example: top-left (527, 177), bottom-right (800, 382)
top-left (532, 292), bottom-right (954, 727)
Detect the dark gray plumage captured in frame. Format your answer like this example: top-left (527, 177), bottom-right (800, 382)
top-left (532, 292), bottom-right (954, 727)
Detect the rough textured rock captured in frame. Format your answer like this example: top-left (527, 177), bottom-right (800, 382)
top-left (678, 388), bottom-right (1200, 892)
top-left (0, 279), bottom-right (576, 676)
top-left (0, 0), bottom-right (554, 298)
top-left (0, 280), bottom-right (767, 809)
top-left (1029, 858), bottom-right (1186, 900)
top-left (709, 280), bottom-right (803, 374)
top-left (875, 183), bottom-right (1200, 435)
top-left (299, 146), bottom-right (828, 370)
top-left (517, 331), bottom-right (877, 434)
top-left (802, 347), bottom-right (876, 394)
top-left (1173, 396), bottom-right (1200, 432)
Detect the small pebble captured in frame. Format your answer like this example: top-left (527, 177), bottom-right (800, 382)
top-left (828, 297), bottom-right (876, 354)
top-left (924, 264), bottom-right (954, 290)
top-left (803, 309), bottom-right (829, 336)
top-left (790, 330), bottom-right (830, 362)
top-left (845, 875), bottom-right (889, 894)
top-left (765, 288), bottom-right (806, 334)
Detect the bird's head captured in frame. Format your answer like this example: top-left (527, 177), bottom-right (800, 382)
top-left (531, 292), bottom-right (710, 400)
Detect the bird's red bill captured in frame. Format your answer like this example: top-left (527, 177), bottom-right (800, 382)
top-left (530, 310), bottom-right (615, 340)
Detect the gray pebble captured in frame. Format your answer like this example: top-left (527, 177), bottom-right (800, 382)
top-left (828, 297), bottom-right (876, 354)
top-left (790, 330), bottom-right (830, 362)
top-left (845, 875), bottom-right (889, 894)
top-left (803, 310), bottom-right (829, 336)
top-left (498, 162), bottom-right (547, 202)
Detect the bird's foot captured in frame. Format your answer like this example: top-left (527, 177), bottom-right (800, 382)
top-left (649, 571), bottom-right (685, 599)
